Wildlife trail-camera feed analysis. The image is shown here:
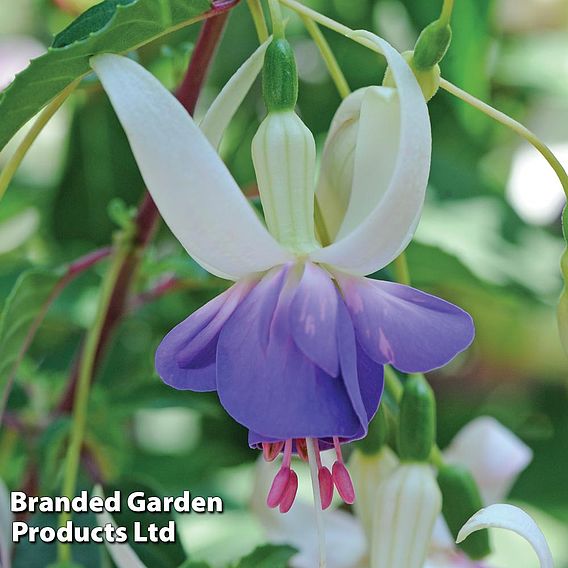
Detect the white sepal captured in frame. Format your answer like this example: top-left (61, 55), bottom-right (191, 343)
top-left (349, 447), bottom-right (399, 541)
top-left (371, 463), bottom-right (441, 568)
top-left (200, 40), bottom-right (270, 150)
top-left (252, 110), bottom-right (319, 253)
top-left (90, 54), bottom-right (291, 281)
top-left (311, 31), bottom-right (431, 276)
top-left (457, 504), bottom-right (554, 568)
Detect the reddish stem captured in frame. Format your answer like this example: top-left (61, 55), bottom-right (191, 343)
top-left (0, 247), bottom-right (111, 426)
top-left (56, 7), bottom-right (235, 415)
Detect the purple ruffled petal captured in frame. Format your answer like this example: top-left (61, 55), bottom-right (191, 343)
top-left (217, 265), bottom-right (364, 441)
top-left (290, 263), bottom-right (339, 376)
top-left (355, 343), bottom-right (384, 422)
top-left (336, 274), bottom-right (475, 373)
top-left (155, 279), bottom-right (253, 391)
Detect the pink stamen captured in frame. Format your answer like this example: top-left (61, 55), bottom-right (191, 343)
top-left (262, 441), bottom-right (284, 462)
top-left (318, 466), bottom-right (334, 510)
top-left (332, 461), bottom-right (356, 504)
top-left (267, 466), bottom-right (291, 508)
top-left (266, 439), bottom-right (294, 509)
top-left (278, 469), bottom-right (299, 513)
top-left (333, 436), bottom-right (344, 463)
top-left (282, 438), bottom-right (293, 467)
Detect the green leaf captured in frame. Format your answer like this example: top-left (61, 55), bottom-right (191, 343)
top-left (235, 544), bottom-right (297, 568)
top-left (177, 562), bottom-right (212, 568)
top-left (0, 0), bottom-right (212, 151)
top-left (53, 0), bottom-right (138, 48)
top-left (0, 269), bottom-right (62, 405)
top-left (104, 480), bottom-right (186, 567)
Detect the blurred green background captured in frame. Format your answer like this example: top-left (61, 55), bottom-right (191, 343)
top-left (0, 0), bottom-right (567, 566)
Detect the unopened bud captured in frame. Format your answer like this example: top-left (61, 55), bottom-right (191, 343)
top-left (371, 463), bottom-right (442, 568)
top-left (262, 38), bottom-right (298, 112)
top-left (398, 374), bottom-right (436, 462)
top-left (438, 464), bottom-right (492, 559)
top-left (413, 19), bottom-right (452, 70)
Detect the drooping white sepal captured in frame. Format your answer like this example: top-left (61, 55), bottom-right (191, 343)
top-left (90, 54), bottom-right (291, 281)
top-left (457, 504), bottom-right (554, 568)
top-left (200, 39), bottom-right (270, 150)
top-left (252, 110), bottom-right (319, 253)
top-left (370, 463), bottom-right (442, 568)
top-left (311, 31), bottom-right (431, 276)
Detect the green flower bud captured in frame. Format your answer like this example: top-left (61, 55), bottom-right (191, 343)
top-left (437, 464), bottom-right (492, 560)
top-left (262, 38), bottom-right (298, 112)
top-left (413, 19), bottom-right (452, 70)
top-left (383, 51), bottom-right (440, 101)
top-left (357, 405), bottom-right (389, 455)
top-left (398, 374), bottom-right (436, 462)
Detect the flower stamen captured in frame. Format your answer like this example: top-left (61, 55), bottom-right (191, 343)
top-left (266, 439), bottom-right (298, 510)
top-left (262, 441), bottom-right (284, 462)
top-left (332, 436), bottom-right (356, 504)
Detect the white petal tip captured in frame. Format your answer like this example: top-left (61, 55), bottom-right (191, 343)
top-left (456, 504), bottom-right (554, 568)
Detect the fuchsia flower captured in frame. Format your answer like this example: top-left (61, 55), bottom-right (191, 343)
top-left (90, 30), bottom-right (474, 512)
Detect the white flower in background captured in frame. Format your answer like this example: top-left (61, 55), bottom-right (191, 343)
top-left (252, 417), bottom-right (554, 568)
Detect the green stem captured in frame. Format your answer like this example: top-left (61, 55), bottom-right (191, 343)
top-left (247, 0), bottom-right (269, 42)
top-left (393, 253), bottom-right (411, 287)
top-left (440, 78), bottom-right (568, 198)
top-left (57, 232), bottom-right (132, 563)
top-left (268, 0), bottom-right (285, 38)
top-left (0, 79), bottom-right (79, 203)
top-left (440, 0), bottom-right (455, 26)
top-left (300, 16), bottom-right (350, 99)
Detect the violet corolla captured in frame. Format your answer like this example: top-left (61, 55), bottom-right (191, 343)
top-left (89, 30), bottom-right (473, 512)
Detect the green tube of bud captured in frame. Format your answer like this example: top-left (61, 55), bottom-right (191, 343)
top-left (437, 464), bottom-right (492, 560)
top-left (398, 374), bottom-right (436, 462)
top-left (262, 38), bottom-right (298, 112)
top-left (413, 19), bottom-right (452, 71)
top-left (357, 405), bottom-right (389, 456)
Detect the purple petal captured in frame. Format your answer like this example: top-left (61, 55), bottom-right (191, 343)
top-left (355, 343), bottom-right (384, 422)
top-left (336, 274), bottom-right (475, 373)
top-left (155, 279), bottom-right (253, 391)
top-left (335, 297), bottom-right (372, 439)
top-left (217, 265), bottom-right (363, 441)
top-left (290, 262), bottom-right (339, 376)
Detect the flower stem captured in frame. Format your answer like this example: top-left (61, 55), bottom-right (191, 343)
top-left (0, 79), bottom-right (79, 204)
top-left (0, 247), bottom-right (111, 426)
top-left (247, 0), bottom-right (269, 42)
top-left (440, 78), bottom-right (568, 199)
top-left (300, 16), bottom-right (350, 99)
top-left (393, 253), bottom-right (411, 287)
top-left (307, 438), bottom-right (327, 568)
top-left (439, 0), bottom-right (455, 26)
top-left (57, 234), bottom-right (131, 563)
top-left (268, 0), bottom-right (285, 38)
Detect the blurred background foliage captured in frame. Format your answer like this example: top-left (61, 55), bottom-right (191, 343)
top-left (0, 0), bottom-right (568, 566)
